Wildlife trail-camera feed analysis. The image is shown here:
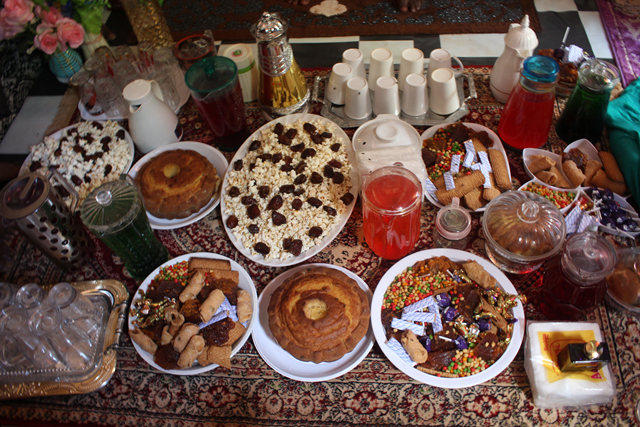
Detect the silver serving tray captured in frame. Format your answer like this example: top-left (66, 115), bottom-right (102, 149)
top-left (314, 71), bottom-right (476, 128)
top-left (0, 280), bottom-right (128, 400)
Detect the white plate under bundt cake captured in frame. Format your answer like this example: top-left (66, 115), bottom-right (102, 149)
top-left (267, 266), bottom-right (371, 363)
top-left (133, 147), bottom-right (221, 220)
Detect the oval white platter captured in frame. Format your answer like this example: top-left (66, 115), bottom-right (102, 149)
top-left (220, 113), bottom-right (359, 267)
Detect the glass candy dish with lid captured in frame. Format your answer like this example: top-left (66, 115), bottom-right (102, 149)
top-left (482, 191), bottom-right (566, 274)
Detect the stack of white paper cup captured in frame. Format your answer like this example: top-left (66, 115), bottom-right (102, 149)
top-left (342, 48), bottom-right (367, 80)
top-left (344, 77), bottom-right (372, 119)
top-left (368, 48), bottom-right (394, 91)
top-left (398, 48), bottom-right (424, 92)
top-left (373, 76), bottom-right (400, 116)
top-left (326, 62), bottom-right (354, 105)
top-left (429, 68), bottom-right (460, 115)
top-left (223, 44), bottom-right (259, 103)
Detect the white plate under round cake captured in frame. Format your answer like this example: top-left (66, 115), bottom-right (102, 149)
top-left (252, 263), bottom-right (374, 382)
top-left (128, 141), bottom-right (228, 230)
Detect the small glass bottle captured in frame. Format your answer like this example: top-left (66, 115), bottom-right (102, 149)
top-left (498, 55), bottom-right (559, 150)
top-left (555, 59), bottom-right (620, 144)
top-left (433, 197), bottom-right (471, 249)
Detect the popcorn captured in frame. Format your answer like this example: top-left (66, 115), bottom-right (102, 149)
top-left (26, 120), bottom-right (131, 206)
top-left (223, 119), bottom-right (353, 260)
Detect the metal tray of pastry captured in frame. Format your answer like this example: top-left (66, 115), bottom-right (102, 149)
top-left (0, 279), bottom-right (129, 400)
top-left (313, 71), bottom-right (476, 128)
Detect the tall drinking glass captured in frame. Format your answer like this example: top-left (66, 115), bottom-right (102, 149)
top-left (173, 31), bottom-right (216, 72)
top-left (185, 56), bottom-right (249, 151)
top-left (15, 283), bottom-right (45, 313)
top-left (4, 305), bottom-right (64, 369)
top-left (80, 176), bottom-right (169, 280)
top-left (29, 304), bottom-right (94, 371)
top-left (0, 282), bottom-right (16, 309)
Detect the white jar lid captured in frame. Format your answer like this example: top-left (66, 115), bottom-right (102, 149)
top-left (223, 44), bottom-right (255, 73)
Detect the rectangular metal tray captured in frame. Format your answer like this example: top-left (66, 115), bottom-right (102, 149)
top-left (314, 71), bottom-right (476, 129)
top-left (0, 280), bottom-right (129, 400)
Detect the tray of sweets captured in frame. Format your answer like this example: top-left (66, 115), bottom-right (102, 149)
top-left (313, 70), bottom-right (476, 129)
top-left (0, 279), bottom-right (129, 400)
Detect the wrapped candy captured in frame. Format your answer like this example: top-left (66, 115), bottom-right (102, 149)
top-left (436, 293), bottom-right (451, 308)
top-left (455, 336), bottom-right (468, 350)
top-left (443, 306), bottom-right (459, 322)
top-left (419, 335), bottom-right (432, 352)
top-left (477, 317), bottom-right (492, 331)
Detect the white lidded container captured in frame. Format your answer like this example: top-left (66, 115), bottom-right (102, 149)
top-left (351, 115), bottom-right (426, 185)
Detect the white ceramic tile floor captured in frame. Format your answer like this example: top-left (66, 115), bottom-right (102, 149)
top-left (439, 34), bottom-right (507, 59)
top-left (534, 0), bottom-right (579, 12)
top-left (579, 11), bottom-right (614, 59)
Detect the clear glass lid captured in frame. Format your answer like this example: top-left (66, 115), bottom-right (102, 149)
top-left (80, 176), bottom-right (140, 236)
top-left (483, 190), bottom-right (566, 259)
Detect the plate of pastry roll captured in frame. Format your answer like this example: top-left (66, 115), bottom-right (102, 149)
top-left (128, 253), bottom-right (257, 375)
top-left (523, 139), bottom-right (630, 198)
top-left (421, 122), bottom-right (512, 212)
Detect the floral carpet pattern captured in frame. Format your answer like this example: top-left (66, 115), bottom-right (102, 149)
top-left (0, 68), bottom-right (638, 427)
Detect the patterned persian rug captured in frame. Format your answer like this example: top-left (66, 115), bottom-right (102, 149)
top-left (1, 68), bottom-right (638, 427)
top-left (596, 0), bottom-right (640, 87)
top-left (163, 0), bottom-right (541, 41)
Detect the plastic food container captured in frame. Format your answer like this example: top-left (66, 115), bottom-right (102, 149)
top-left (351, 114), bottom-right (426, 185)
top-left (606, 247), bottom-right (640, 315)
top-left (482, 191), bottom-right (566, 274)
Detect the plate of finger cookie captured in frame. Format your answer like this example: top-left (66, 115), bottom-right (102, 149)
top-left (421, 122), bottom-right (512, 212)
top-left (523, 139), bottom-right (630, 198)
top-left (128, 253), bottom-right (257, 375)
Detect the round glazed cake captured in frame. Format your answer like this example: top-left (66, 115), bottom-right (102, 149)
top-left (135, 149), bottom-right (220, 219)
top-left (267, 267), bottom-right (370, 363)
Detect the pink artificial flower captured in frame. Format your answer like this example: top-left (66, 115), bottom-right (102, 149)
top-left (35, 5), bottom-right (62, 27)
top-left (33, 25), bottom-right (58, 54)
top-left (56, 17), bottom-right (84, 50)
top-left (0, 15), bottom-right (26, 40)
top-left (0, 0), bottom-right (35, 27)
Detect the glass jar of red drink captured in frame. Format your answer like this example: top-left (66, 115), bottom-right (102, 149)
top-left (498, 55), bottom-right (559, 150)
top-left (362, 165), bottom-right (422, 260)
top-left (538, 231), bottom-right (617, 321)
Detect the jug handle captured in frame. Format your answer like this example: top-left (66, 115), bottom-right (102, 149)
top-left (46, 168), bottom-right (80, 212)
top-left (149, 80), bottom-right (165, 102)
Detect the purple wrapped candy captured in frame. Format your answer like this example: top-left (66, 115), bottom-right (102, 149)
top-left (477, 317), bottom-right (492, 331)
top-left (443, 306), bottom-right (459, 322)
top-left (588, 188), bottom-right (599, 199)
top-left (419, 335), bottom-right (432, 352)
top-left (436, 293), bottom-right (451, 308)
top-left (454, 336), bottom-right (468, 350)
top-left (622, 219), bottom-right (638, 232)
top-left (600, 208), bottom-right (611, 218)
top-left (606, 200), bottom-right (620, 213)
top-left (602, 189), bottom-right (614, 202)
top-left (613, 212), bottom-right (627, 225)
top-left (601, 217), bottom-right (616, 228)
